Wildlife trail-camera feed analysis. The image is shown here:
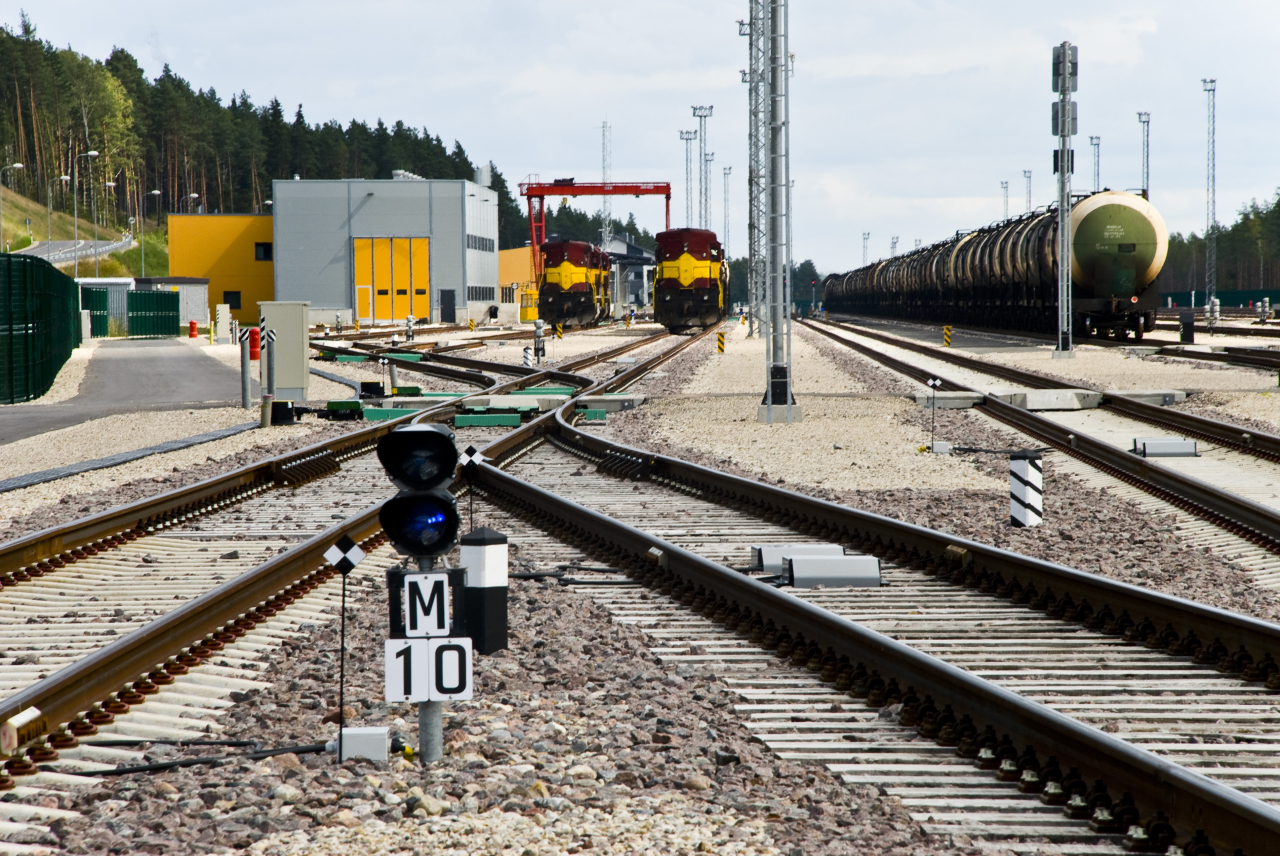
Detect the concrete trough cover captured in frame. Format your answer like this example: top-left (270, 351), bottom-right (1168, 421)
top-left (786, 555), bottom-right (882, 589)
top-left (1109, 389), bottom-right (1187, 406)
top-left (1133, 437), bottom-right (1198, 458)
top-left (989, 388), bottom-right (1102, 411)
top-left (914, 391), bottom-right (983, 410)
top-left (577, 394), bottom-right (646, 412)
top-left (614, 357), bottom-right (638, 364)
top-left (752, 543), bottom-right (844, 575)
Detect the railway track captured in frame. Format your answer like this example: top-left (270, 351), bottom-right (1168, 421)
top-left (807, 318), bottom-right (1280, 587)
top-left (4, 319), bottom-right (1280, 852)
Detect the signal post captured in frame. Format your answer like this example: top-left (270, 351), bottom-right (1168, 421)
top-left (375, 425), bottom-right (508, 763)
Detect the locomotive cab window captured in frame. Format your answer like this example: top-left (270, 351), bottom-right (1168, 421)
top-left (1118, 243), bottom-right (1136, 253)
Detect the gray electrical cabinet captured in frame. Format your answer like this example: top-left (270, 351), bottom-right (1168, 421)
top-left (258, 301), bottom-right (310, 401)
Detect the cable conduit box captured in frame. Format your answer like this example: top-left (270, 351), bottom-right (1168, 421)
top-left (329, 727), bottom-right (389, 762)
top-left (1132, 437), bottom-right (1198, 457)
top-left (785, 555), bottom-right (882, 589)
top-left (752, 543), bottom-right (844, 575)
top-left (259, 301), bottom-right (311, 401)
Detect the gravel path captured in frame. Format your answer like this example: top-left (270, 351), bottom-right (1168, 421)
top-left (47, 542), bottom-right (964, 856)
top-left (638, 325), bottom-right (1003, 492)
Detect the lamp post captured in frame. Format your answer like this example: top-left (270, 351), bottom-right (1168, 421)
top-left (47, 175), bottom-right (69, 260)
top-left (73, 150), bottom-right (98, 278)
top-left (141, 189), bottom-right (160, 276)
top-left (188, 192), bottom-right (199, 213)
top-left (0, 162), bottom-right (24, 253)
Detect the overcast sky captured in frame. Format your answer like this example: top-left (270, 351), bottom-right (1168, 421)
top-left (15, 1), bottom-right (1277, 272)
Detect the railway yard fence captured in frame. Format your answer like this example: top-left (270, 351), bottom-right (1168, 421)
top-left (0, 253), bottom-right (81, 404)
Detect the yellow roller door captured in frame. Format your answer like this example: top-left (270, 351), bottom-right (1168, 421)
top-left (373, 238), bottom-right (392, 322)
top-left (392, 239), bottom-right (412, 321)
top-left (411, 238), bottom-right (431, 319)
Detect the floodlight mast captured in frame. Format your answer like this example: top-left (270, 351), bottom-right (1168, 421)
top-left (762, 0), bottom-right (794, 424)
top-left (1137, 112), bottom-right (1150, 200)
top-left (1203, 79), bottom-right (1217, 324)
top-left (692, 106), bottom-right (713, 228)
top-left (680, 131), bottom-right (697, 228)
top-left (1052, 41), bottom-right (1077, 359)
top-left (1089, 136), bottom-right (1100, 193)
top-left (1023, 170), bottom-right (1032, 214)
top-left (1000, 181), bottom-right (1008, 221)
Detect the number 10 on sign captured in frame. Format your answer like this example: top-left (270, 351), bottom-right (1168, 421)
top-left (385, 638), bottom-right (474, 702)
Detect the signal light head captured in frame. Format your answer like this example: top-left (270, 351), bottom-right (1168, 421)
top-left (380, 493), bottom-right (461, 557)
top-left (377, 424), bottom-right (458, 491)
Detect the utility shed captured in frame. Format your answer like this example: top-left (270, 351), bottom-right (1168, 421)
top-left (271, 177), bottom-right (498, 326)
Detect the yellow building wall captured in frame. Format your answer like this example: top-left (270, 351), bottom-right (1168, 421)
top-left (169, 214), bottom-right (275, 325)
top-left (498, 246), bottom-right (538, 321)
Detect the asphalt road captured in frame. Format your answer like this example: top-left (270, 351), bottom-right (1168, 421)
top-left (16, 239), bottom-right (130, 266)
top-left (0, 339), bottom-right (257, 445)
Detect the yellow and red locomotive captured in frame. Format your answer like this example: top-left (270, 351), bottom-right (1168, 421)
top-left (537, 240), bottom-right (611, 328)
top-left (652, 228), bottom-right (728, 331)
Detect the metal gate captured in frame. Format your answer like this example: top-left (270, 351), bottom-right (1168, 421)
top-left (81, 287), bottom-right (108, 338)
top-left (126, 290), bottom-right (179, 339)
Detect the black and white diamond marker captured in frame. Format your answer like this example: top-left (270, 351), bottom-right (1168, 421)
top-left (927, 378), bottom-right (942, 389)
top-left (460, 445), bottom-right (484, 475)
top-left (324, 535), bottom-right (366, 576)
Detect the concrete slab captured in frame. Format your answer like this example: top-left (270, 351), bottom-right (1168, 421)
top-left (989, 388), bottom-right (1102, 411)
top-left (577, 394), bottom-right (646, 413)
top-left (914, 392), bottom-right (984, 410)
top-left (757, 404), bottom-right (803, 422)
top-left (1108, 389), bottom-right (1188, 406)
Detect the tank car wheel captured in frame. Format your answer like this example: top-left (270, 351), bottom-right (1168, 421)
top-left (1112, 326), bottom-right (1130, 341)
top-left (1132, 327), bottom-right (1144, 342)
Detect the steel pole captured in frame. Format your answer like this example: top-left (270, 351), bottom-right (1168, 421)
top-left (1055, 42), bottom-right (1074, 358)
top-left (240, 337), bottom-right (251, 409)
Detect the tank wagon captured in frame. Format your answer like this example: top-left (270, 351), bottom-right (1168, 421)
top-left (537, 240), bottom-right (612, 329)
top-left (823, 191), bottom-right (1169, 340)
top-left (653, 228), bottom-right (729, 332)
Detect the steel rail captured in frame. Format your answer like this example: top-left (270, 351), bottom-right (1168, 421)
top-left (0, 329), bottom-right (705, 767)
top-left (471, 462), bottom-right (1280, 854)
top-left (0, 359), bottom-right (590, 577)
top-left (0, 508), bottom-right (384, 753)
top-left (806, 319), bottom-right (1280, 549)
top-left (815, 317), bottom-right (1280, 462)
top-left (308, 341), bottom-right (500, 388)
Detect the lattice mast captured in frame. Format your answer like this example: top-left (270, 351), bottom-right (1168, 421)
top-left (762, 0), bottom-right (794, 423)
top-left (1203, 79), bottom-right (1217, 319)
top-left (1052, 42), bottom-right (1077, 357)
top-left (740, 6), bottom-right (767, 337)
top-left (1089, 136), bottom-right (1100, 193)
top-left (1137, 112), bottom-right (1150, 200)
top-left (692, 106), bottom-right (713, 229)
top-left (1001, 181), bottom-right (1008, 221)
top-left (680, 131), bottom-right (697, 228)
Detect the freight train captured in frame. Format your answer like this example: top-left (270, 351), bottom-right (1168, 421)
top-left (822, 190), bottom-right (1169, 340)
top-left (537, 240), bottom-right (612, 328)
top-left (652, 228), bottom-right (729, 332)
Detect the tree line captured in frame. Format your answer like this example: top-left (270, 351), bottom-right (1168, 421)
top-left (0, 13), bottom-right (538, 249)
top-left (1159, 191), bottom-right (1280, 298)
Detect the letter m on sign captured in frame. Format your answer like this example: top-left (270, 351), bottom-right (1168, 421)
top-left (404, 573), bottom-right (450, 637)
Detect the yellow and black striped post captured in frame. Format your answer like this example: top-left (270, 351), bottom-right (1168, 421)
top-left (717, 331), bottom-right (725, 353)
top-left (740, 313), bottom-right (745, 325)
top-left (555, 324), bottom-right (563, 340)
top-left (469, 318), bottom-right (475, 332)
top-left (943, 326), bottom-right (952, 347)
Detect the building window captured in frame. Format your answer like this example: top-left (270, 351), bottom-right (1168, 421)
top-left (254, 242), bottom-right (273, 261)
top-left (396, 289), bottom-right (407, 295)
top-left (500, 286), bottom-right (515, 304)
top-left (377, 289), bottom-right (389, 295)
top-left (414, 289), bottom-right (427, 295)
top-left (224, 290), bottom-right (241, 310)
top-left (466, 234), bottom-right (495, 253)
top-left (467, 286), bottom-right (496, 302)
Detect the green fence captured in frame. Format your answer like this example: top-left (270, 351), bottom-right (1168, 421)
top-left (126, 290), bottom-right (180, 339)
top-left (0, 254), bottom-right (82, 404)
top-left (81, 287), bottom-right (108, 338)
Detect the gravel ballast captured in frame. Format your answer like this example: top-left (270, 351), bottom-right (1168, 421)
top-left (47, 542), bottom-right (964, 856)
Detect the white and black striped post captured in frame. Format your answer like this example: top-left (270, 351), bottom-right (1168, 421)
top-left (1009, 450), bottom-right (1043, 527)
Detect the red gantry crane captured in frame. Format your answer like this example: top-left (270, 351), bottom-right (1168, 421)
top-left (519, 176), bottom-right (671, 282)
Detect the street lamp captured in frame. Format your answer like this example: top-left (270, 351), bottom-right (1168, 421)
top-left (47, 175), bottom-right (69, 261)
top-left (188, 193), bottom-right (199, 213)
top-left (0, 162), bottom-right (24, 253)
top-left (73, 150), bottom-right (99, 278)
top-left (142, 189), bottom-right (160, 276)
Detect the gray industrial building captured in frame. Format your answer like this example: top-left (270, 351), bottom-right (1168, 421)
top-left (272, 176), bottom-right (498, 325)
